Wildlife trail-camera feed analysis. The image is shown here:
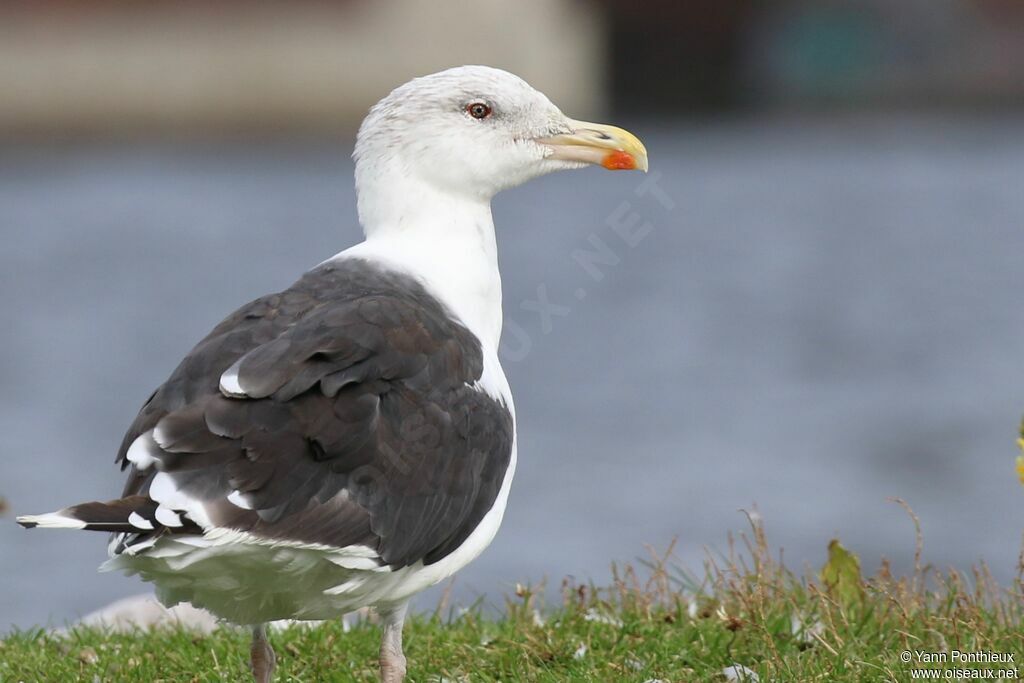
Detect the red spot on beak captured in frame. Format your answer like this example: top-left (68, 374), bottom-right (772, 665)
top-left (601, 150), bottom-right (637, 171)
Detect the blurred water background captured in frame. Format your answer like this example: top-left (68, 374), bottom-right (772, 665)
top-left (2, 1), bottom-right (1023, 631)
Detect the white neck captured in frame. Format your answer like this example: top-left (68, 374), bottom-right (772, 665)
top-left (339, 174), bottom-right (503, 350)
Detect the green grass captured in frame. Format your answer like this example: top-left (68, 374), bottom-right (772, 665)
top-left (3, 508), bottom-right (1023, 682)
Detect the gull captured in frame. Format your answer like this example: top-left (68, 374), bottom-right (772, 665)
top-left (18, 65), bottom-right (647, 682)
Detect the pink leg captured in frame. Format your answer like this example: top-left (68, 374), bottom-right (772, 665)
top-left (378, 602), bottom-right (408, 683)
top-left (250, 624), bottom-right (276, 683)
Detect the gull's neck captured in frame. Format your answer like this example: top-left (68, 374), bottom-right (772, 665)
top-left (343, 174), bottom-right (503, 350)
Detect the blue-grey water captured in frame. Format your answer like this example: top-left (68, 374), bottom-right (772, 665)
top-left (2, 116), bottom-right (1023, 632)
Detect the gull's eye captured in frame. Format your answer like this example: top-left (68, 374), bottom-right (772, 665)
top-left (466, 102), bottom-right (492, 120)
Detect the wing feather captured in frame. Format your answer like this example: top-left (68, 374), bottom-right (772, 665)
top-left (110, 259), bottom-right (513, 569)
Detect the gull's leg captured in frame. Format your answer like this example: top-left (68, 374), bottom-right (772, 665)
top-left (250, 623), bottom-right (277, 683)
top-left (378, 601), bottom-right (409, 683)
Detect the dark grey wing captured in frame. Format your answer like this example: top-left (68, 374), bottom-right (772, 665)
top-left (114, 259), bottom-right (514, 568)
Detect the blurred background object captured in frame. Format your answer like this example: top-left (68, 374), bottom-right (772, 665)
top-left (602, 0), bottom-right (1024, 112)
top-left (2, 0), bottom-right (1023, 633)
top-left (0, 0), bottom-right (604, 137)
top-left (2, 0), bottom-right (1024, 138)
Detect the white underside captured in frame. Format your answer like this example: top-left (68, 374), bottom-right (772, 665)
top-left (104, 432), bottom-right (515, 624)
top-left (106, 237), bottom-right (517, 625)
top-left (110, 433), bottom-right (516, 626)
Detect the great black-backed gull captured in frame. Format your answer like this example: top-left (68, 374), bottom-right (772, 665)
top-left (18, 65), bottom-right (648, 683)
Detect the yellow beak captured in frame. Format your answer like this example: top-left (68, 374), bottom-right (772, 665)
top-left (536, 119), bottom-right (648, 172)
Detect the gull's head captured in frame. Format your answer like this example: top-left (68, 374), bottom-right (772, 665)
top-left (354, 65), bottom-right (647, 225)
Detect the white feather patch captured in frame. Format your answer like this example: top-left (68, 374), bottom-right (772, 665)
top-left (154, 506), bottom-right (183, 528)
top-left (126, 432), bottom-right (160, 470)
top-left (151, 423), bottom-right (170, 450)
top-left (17, 512), bottom-right (87, 529)
top-left (127, 512), bottom-right (154, 530)
top-left (219, 362), bottom-right (247, 398)
top-left (149, 472), bottom-right (212, 528)
top-left (226, 490), bottom-right (253, 510)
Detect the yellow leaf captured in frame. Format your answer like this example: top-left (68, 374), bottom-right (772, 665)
top-left (1016, 417), bottom-right (1024, 486)
top-left (821, 539), bottom-right (864, 609)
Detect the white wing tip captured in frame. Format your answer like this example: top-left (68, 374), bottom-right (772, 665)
top-left (17, 512), bottom-right (87, 529)
top-left (154, 506), bottom-right (183, 528)
top-left (219, 364), bottom-right (247, 398)
top-left (127, 511), bottom-right (155, 531)
top-left (126, 432), bottom-right (160, 470)
top-left (227, 490), bottom-right (254, 510)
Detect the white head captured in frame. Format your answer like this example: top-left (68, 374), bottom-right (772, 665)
top-left (353, 65), bottom-right (647, 231)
